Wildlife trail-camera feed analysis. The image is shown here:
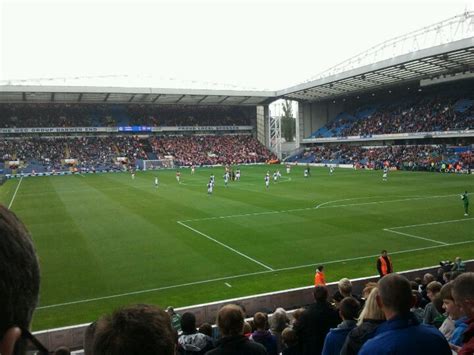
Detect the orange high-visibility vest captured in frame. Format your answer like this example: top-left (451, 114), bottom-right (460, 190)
top-left (379, 256), bottom-right (393, 276)
top-left (314, 271), bottom-right (326, 286)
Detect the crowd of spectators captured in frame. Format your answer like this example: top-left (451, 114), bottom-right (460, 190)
top-left (315, 95), bottom-right (473, 138)
top-left (0, 134), bottom-right (275, 173)
top-left (0, 104), bottom-right (254, 128)
top-left (295, 144), bottom-right (471, 171)
top-left (151, 135), bottom-right (275, 166)
top-left (1, 203), bottom-right (473, 355)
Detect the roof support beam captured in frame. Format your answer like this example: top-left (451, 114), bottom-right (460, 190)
top-left (217, 96), bottom-right (229, 104)
top-left (78, 93), bottom-right (83, 102)
top-left (103, 93), bottom-right (110, 102)
top-left (22, 92), bottom-right (26, 101)
top-left (152, 94), bottom-right (161, 103)
top-left (51, 92), bottom-right (55, 102)
top-left (128, 94), bottom-right (135, 103)
top-left (175, 95), bottom-right (186, 104)
top-left (196, 96), bottom-right (208, 105)
top-left (237, 96), bottom-right (251, 105)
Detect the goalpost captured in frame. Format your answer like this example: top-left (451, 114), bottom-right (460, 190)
top-left (142, 159), bottom-right (175, 171)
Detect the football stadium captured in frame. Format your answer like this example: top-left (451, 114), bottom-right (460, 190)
top-left (0, 3), bottom-right (473, 355)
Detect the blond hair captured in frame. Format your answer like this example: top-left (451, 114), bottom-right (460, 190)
top-left (357, 287), bottom-right (385, 326)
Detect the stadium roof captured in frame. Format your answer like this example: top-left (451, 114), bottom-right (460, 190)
top-left (0, 85), bottom-right (275, 106)
top-left (278, 37), bottom-right (474, 102)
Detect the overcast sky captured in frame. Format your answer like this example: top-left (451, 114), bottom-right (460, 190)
top-left (1, 0), bottom-right (472, 90)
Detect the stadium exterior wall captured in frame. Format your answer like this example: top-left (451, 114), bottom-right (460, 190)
top-left (33, 261), bottom-right (473, 351)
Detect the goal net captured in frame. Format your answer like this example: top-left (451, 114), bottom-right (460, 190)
top-left (142, 159), bottom-right (175, 171)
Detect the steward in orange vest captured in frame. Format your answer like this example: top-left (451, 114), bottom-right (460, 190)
top-left (314, 265), bottom-right (326, 286)
top-left (377, 250), bottom-right (393, 277)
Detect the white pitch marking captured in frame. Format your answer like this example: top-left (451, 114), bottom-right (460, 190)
top-left (36, 240), bottom-right (473, 310)
top-left (383, 228), bottom-right (448, 245)
top-left (177, 221), bottom-right (274, 271)
top-left (180, 194), bottom-right (457, 223)
top-left (386, 218), bottom-right (474, 230)
top-left (8, 176), bottom-right (23, 210)
top-left (225, 282), bottom-right (232, 288)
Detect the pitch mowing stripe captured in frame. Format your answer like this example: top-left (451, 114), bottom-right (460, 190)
top-left (8, 176), bottom-right (23, 209)
top-left (36, 240), bottom-right (473, 310)
top-left (179, 194), bottom-right (458, 223)
top-left (383, 228), bottom-right (448, 245)
top-left (177, 221), bottom-right (274, 271)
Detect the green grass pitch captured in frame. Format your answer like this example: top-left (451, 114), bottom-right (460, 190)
top-left (0, 165), bottom-right (472, 330)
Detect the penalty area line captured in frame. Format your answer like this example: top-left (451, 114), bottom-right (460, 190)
top-left (177, 221), bottom-right (274, 272)
top-left (8, 176), bottom-right (23, 210)
top-left (36, 240), bottom-right (473, 310)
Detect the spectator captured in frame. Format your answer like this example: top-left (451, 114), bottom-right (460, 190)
top-left (294, 285), bottom-right (340, 355)
top-left (359, 274), bottom-right (451, 355)
top-left (269, 308), bottom-right (289, 353)
top-left (198, 323), bottom-right (214, 340)
top-left (205, 304), bottom-right (266, 355)
top-left (0, 205), bottom-right (42, 355)
top-left (451, 272), bottom-right (474, 355)
top-left (451, 256), bottom-right (466, 272)
top-left (167, 306), bottom-right (182, 333)
top-left (93, 304), bottom-right (176, 355)
top-left (340, 287), bottom-right (385, 355)
top-left (280, 328), bottom-right (298, 355)
top-left (314, 265), bottom-right (326, 286)
top-left (333, 278), bottom-right (359, 307)
top-left (322, 297), bottom-right (360, 355)
top-left (410, 290), bottom-right (425, 323)
top-left (423, 281), bottom-right (443, 325)
top-left (376, 249), bottom-right (393, 277)
top-left (250, 312), bottom-right (277, 355)
top-left (440, 282), bottom-right (468, 347)
top-left (178, 312), bottom-right (214, 354)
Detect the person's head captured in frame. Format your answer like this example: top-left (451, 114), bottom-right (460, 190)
top-left (291, 308), bottom-right (304, 324)
top-left (242, 322), bottom-right (252, 335)
top-left (93, 304), bottom-right (176, 355)
top-left (166, 306), bottom-right (176, 316)
top-left (452, 272), bottom-right (474, 318)
top-left (362, 282), bottom-right (378, 299)
top-left (412, 290), bottom-right (422, 309)
top-left (423, 273), bottom-right (435, 285)
top-left (217, 304), bottom-right (245, 337)
top-left (339, 297), bottom-right (360, 321)
top-left (377, 274), bottom-right (414, 318)
top-left (381, 250), bottom-right (388, 257)
top-left (317, 265), bottom-right (324, 272)
top-left (338, 278), bottom-right (353, 297)
top-left (414, 277), bottom-right (422, 285)
top-left (269, 308), bottom-right (289, 332)
top-left (455, 257), bottom-right (462, 264)
top-left (253, 312), bottom-right (267, 331)
top-left (281, 327), bottom-right (297, 347)
top-left (180, 312), bottom-right (197, 335)
top-left (198, 323), bottom-right (212, 338)
top-left (426, 281), bottom-right (442, 301)
top-left (439, 282), bottom-right (463, 319)
top-left (0, 205), bottom-right (41, 355)
top-left (83, 321), bottom-right (97, 355)
top-left (358, 288), bottom-right (385, 325)
top-left (313, 285), bottom-right (329, 303)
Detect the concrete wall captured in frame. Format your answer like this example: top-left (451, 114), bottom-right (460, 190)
top-left (299, 101), bottom-right (345, 139)
top-left (33, 261), bottom-right (473, 351)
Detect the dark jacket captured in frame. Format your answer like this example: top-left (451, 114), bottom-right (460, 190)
top-left (205, 335), bottom-right (267, 355)
top-left (294, 301), bottom-right (341, 355)
top-left (322, 320), bottom-right (357, 355)
top-left (340, 319), bottom-right (385, 355)
top-left (250, 330), bottom-right (277, 355)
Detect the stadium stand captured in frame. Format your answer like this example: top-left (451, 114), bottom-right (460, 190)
top-left (309, 89), bottom-right (473, 139)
